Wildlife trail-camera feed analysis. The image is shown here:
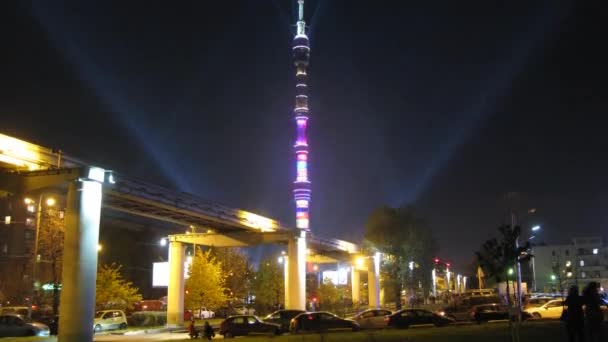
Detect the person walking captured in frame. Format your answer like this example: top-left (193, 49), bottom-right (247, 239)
top-left (564, 285), bottom-right (585, 342)
top-left (203, 321), bottom-right (215, 340)
top-left (188, 318), bottom-right (199, 339)
top-left (582, 282), bottom-right (604, 342)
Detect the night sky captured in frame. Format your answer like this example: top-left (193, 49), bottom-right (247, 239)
top-left (2, 1), bottom-right (607, 268)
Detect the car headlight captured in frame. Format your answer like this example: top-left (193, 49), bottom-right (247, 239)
top-left (438, 311), bottom-right (445, 316)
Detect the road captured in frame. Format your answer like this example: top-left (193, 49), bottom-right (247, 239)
top-left (94, 331), bottom-right (205, 341)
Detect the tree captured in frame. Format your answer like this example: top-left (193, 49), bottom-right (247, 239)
top-left (210, 247), bottom-right (253, 302)
top-left (317, 278), bottom-right (349, 316)
top-left (185, 249), bottom-right (228, 310)
top-left (252, 257), bottom-right (283, 313)
top-left (96, 263), bottom-right (142, 310)
top-left (364, 206), bottom-right (438, 309)
top-left (36, 207), bottom-right (65, 315)
top-left (476, 224), bottom-right (529, 305)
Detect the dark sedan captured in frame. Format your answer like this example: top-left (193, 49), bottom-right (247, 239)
top-left (0, 314), bottom-right (50, 337)
top-left (263, 309), bottom-right (306, 333)
top-left (38, 315), bottom-right (59, 335)
top-left (471, 304), bottom-right (531, 323)
top-left (387, 309), bottom-right (454, 329)
top-left (219, 315), bottom-right (280, 338)
top-left (289, 311), bottom-right (359, 333)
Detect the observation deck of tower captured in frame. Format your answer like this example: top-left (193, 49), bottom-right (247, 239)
top-left (293, 0), bottom-right (311, 231)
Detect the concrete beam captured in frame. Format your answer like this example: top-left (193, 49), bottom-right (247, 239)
top-left (0, 168), bottom-right (82, 194)
top-left (169, 231), bottom-right (294, 247)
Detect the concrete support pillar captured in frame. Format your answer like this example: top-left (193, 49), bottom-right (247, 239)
top-left (167, 241), bottom-right (185, 327)
top-left (284, 252), bottom-right (290, 309)
top-left (351, 267), bottom-right (360, 305)
top-left (368, 253), bottom-right (380, 309)
top-left (285, 232), bottom-right (306, 310)
top-left (58, 180), bottom-right (102, 342)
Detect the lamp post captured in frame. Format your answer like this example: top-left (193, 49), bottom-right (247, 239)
top-left (514, 222), bottom-right (541, 322)
top-left (25, 194), bottom-right (56, 320)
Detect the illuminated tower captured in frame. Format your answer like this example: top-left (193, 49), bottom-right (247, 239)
top-left (293, 0), bottom-right (311, 230)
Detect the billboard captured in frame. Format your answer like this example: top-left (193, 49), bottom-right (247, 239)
top-left (152, 259), bottom-right (192, 288)
top-left (322, 268), bottom-right (348, 285)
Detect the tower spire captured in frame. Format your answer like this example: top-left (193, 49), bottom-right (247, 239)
top-left (292, 0), bottom-right (311, 231)
top-left (297, 0), bottom-right (306, 36)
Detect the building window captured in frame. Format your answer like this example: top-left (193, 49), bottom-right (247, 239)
top-left (25, 218), bottom-right (34, 226)
top-left (24, 230), bottom-right (32, 239)
top-left (552, 251), bottom-right (555, 256)
top-left (565, 250), bottom-right (570, 256)
top-left (581, 272), bottom-right (586, 278)
top-left (593, 248), bottom-right (598, 255)
top-left (1, 244), bottom-right (7, 254)
top-left (580, 260), bottom-right (585, 267)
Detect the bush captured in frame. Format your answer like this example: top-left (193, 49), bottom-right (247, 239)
top-left (129, 311), bottom-right (167, 326)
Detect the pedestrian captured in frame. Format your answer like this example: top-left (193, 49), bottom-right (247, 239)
top-left (582, 282), bottom-right (603, 342)
top-left (188, 318), bottom-right (199, 339)
top-left (203, 321), bottom-right (215, 340)
top-left (564, 285), bottom-right (585, 342)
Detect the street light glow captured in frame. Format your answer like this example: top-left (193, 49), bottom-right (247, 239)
top-left (531, 225), bottom-right (541, 232)
top-left (508, 268), bottom-right (514, 275)
top-left (160, 238), bottom-right (167, 247)
top-left (46, 197), bottom-right (56, 207)
top-left (97, 244), bottom-right (102, 252)
top-left (24, 198), bottom-right (33, 205)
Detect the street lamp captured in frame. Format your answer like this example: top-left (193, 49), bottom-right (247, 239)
top-left (515, 224), bottom-right (541, 322)
top-left (25, 194), bottom-right (57, 319)
top-left (97, 244), bottom-right (103, 252)
top-left (160, 238), bottom-right (167, 247)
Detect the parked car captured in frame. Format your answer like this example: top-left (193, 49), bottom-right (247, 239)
top-left (38, 315), bottom-right (59, 335)
top-left (0, 314), bottom-right (50, 337)
top-left (263, 309), bottom-right (306, 333)
top-left (524, 299), bottom-right (565, 319)
top-left (93, 310), bottom-right (128, 333)
top-left (387, 309), bottom-right (454, 329)
top-left (439, 296), bottom-right (502, 321)
top-left (0, 306), bottom-right (29, 316)
top-left (524, 297), bottom-right (554, 309)
top-left (349, 309), bottom-right (392, 329)
top-left (471, 304), bottom-right (531, 323)
top-left (289, 312), bottom-right (359, 333)
top-left (219, 315), bottom-right (280, 338)
top-left (194, 307), bottom-right (215, 319)
top-left (134, 300), bottom-right (165, 312)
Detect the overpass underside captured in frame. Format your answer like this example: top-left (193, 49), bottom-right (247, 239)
top-left (0, 133), bottom-right (379, 340)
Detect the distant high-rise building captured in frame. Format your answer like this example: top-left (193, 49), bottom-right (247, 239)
top-left (532, 237), bottom-right (607, 293)
top-left (292, 0), bottom-right (311, 231)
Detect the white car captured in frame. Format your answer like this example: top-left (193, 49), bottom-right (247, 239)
top-left (349, 309), bottom-right (392, 329)
top-left (195, 307), bottom-right (215, 319)
top-left (524, 299), bottom-right (565, 319)
top-left (93, 310), bottom-right (128, 332)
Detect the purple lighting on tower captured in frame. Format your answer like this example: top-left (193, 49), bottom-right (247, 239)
top-left (293, 0), bottom-right (311, 230)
